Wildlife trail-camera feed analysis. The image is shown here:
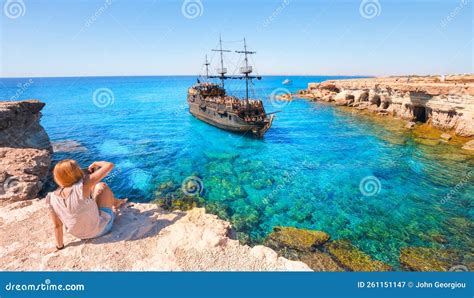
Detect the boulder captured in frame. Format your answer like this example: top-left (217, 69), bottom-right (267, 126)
top-left (266, 226), bottom-right (330, 251)
top-left (0, 148), bottom-right (51, 205)
top-left (333, 91), bottom-right (347, 100)
top-left (440, 133), bottom-right (452, 141)
top-left (326, 240), bottom-right (392, 271)
top-left (319, 83), bottom-right (340, 93)
top-left (354, 90), bottom-right (369, 102)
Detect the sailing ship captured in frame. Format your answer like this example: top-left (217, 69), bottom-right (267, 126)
top-left (187, 37), bottom-right (275, 137)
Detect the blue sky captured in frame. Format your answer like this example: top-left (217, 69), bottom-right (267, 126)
top-left (0, 0), bottom-right (472, 77)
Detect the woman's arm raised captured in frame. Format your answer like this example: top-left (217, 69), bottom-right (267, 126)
top-left (83, 161), bottom-right (114, 197)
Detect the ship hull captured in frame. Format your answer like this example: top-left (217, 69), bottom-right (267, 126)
top-left (188, 100), bottom-right (273, 137)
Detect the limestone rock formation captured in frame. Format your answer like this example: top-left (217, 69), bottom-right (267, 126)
top-left (0, 100), bottom-right (52, 205)
top-left (299, 75), bottom-right (474, 137)
top-left (0, 200), bottom-right (311, 271)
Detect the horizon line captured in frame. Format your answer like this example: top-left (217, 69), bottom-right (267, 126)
top-left (2, 73), bottom-right (465, 79)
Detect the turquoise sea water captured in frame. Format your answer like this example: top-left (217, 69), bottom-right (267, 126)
top-left (1, 76), bottom-right (472, 269)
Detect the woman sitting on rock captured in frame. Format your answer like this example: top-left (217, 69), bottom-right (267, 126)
top-left (46, 159), bottom-right (127, 250)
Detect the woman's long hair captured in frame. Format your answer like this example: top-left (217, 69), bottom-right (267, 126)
top-left (53, 159), bottom-right (84, 188)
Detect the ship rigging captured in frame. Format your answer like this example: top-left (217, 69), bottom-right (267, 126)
top-left (187, 36), bottom-right (274, 138)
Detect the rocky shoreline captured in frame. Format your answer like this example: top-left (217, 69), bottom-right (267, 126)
top-left (0, 100), bottom-right (310, 271)
top-left (297, 75), bottom-right (474, 150)
top-left (1, 98), bottom-right (471, 272)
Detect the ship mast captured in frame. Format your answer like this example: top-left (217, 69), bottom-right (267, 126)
top-left (204, 55), bottom-right (210, 78)
top-left (212, 35), bottom-right (231, 87)
top-left (236, 38), bottom-right (256, 100)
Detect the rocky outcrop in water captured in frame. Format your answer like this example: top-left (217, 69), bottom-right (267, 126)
top-left (0, 100), bottom-right (51, 206)
top-left (325, 240), bottom-right (392, 271)
top-left (264, 227), bottom-right (344, 271)
top-left (399, 247), bottom-right (470, 272)
top-left (298, 75), bottom-right (474, 140)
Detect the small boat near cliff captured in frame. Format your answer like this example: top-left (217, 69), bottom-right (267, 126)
top-left (282, 79), bottom-right (292, 85)
top-left (187, 37), bottom-right (275, 137)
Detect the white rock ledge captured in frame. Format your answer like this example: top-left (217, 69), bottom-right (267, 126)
top-left (0, 199), bottom-right (311, 271)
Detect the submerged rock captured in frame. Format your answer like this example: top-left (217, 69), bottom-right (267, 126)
top-left (230, 206), bottom-right (259, 231)
top-left (153, 193), bottom-right (204, 211)
top-left (264, 232), bottom-right (343, 271)
top-left (203, 151), bottom-right (240, 161)
top-left (153, 180), bottom-right (205, 211)
top-left (204, 202), bottom-right (231, 221)
top-left (299, 251), bottom-right (344, 272)
top-left (266, 226), bottom-right (330, 251)
top-left (414, 137), bottom-right (441, 146)
top-left (400, 247), bottom-right (462, 271)
top-left (52, 140), bottom-right (87, 153)
top-left (326, 240), bottom-right (392, 271)
top-left (251, 178), bottom-right (274, 190)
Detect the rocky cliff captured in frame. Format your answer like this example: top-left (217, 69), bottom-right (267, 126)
top-left (298, 75), bottom-right (474, 138)
top-left (0, 100), bottom-right (52, 206)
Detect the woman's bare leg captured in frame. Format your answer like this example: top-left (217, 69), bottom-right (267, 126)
top-left (92, 182), bottom-right (127, 211)
top-left (92, 182), bottom-right (114, 209)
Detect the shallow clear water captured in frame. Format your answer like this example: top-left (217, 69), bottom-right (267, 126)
top-left (1, 76), bottom-right (472, 268)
